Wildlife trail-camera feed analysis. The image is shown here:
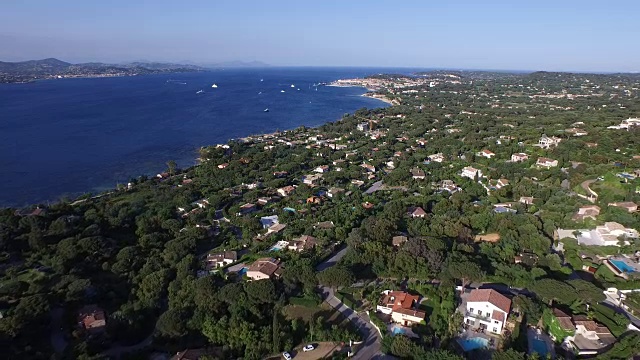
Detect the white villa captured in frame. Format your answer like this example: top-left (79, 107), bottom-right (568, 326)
top-left (462, 289), bottom-right (511, 335)
top-left (511, 153), bottom-right (529, 162)
top-left (557, 222), bottom-right (639, 247)
top-left (538, 135), bottom-right (562, 149)
top-left (607, 118), bottom-right (640, 130)
top-left (536, 157), bottom-right (558, 168)
top-left (461, 166), bottom-right (482, 180)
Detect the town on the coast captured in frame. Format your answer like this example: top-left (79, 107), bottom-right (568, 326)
top-left (3, 70), bottom-right (640, 360)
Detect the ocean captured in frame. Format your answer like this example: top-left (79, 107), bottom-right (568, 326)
top-left (0, 67), bottom-right (406, 207)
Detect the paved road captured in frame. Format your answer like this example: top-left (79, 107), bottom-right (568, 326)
top-left (50, 307), bottom-right (67, 354)
top-left (316, 246), bottom-right (386, 359)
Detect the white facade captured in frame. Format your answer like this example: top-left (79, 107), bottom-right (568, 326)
top-left (463, 300), bottom-right (508, 334)
top-left (461, 166), bottom-right (482, 180)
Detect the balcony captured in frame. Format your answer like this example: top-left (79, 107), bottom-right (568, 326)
top-left (465, 311), bottom-right (490, 322)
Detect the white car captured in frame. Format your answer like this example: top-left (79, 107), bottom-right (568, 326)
top-left (282, 352), bottom-right (292, 360)
top-left (303, 344), bottom-right (315, 352)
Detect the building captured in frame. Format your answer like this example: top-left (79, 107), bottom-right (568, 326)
top-left (302, 174), bottom-right (323, 186)
top-left (206, 251), bottom-right (237, 269)
top-left (565, 315), bottom-right (615, 356)
top-left (536, 157), bottom-right (558, 168)
top-left (495, 178), bottom-right (510, 189)
top-left (565, 128), bottom-right (588, 136)
top-left (314, 165), bottom-right (329, 173)
top-left (557, 222), bottom-right (639, 247)
top-left (327, 187), bottom-right (345, 198)
top-left (376, 290), bottom-right (426, 326)
top-left (408, 206), bottom-right (427, 218)
top-left (477, 149), bottom-right (495, 158)
top-left (361, 163), bottom-right (376, 173)
top-left (608, 201), bottom-right (638, 213)
top-left (77, 305), bottom-right (106, 333)
top-left (246, 258), bottom-right (284, 281)
top-left (287, 235), bottom-right (317, 252)
top-left (511, 153), bottom-right (529, 162)
top-left (392, 236), bottom-right (408, 247)
top-left (538, 135), bottom-right (562, 149)
top-left (463, 289), bottom-right (511, 334)
top-left (461, 166), bottom-right (482, 180)
top-left (238, 203), bottom-right (256, 215)
top-left (439, 180), bottom-right (459, 193)
top-left (357, 122), bottom-right (370, 131)
top-left (428, 153), bottom-right (445, 163)
top-left (260, 215), bottom-right (279, 229)
top-left (607, 117), bottom-right (640, 130)
top-left (411, 168), bottom-right (426, 180)
top-left (519, 196), bottom-right (535, 205)
top-left (572, 205), bottom-right (601, 221)
top-left (277, 185), bottom-right (295, 197)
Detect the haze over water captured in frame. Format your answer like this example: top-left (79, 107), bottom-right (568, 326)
top-left (0, 67), bottom-right (399, 207)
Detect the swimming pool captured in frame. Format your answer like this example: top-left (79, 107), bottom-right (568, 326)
top-left (530, 336), bottom-right (549, 357)
top-left (610, 259), bottom-right (637, 273)
top-left (269, 241), bottom-right (289, 251)
top-left (458, 337), bottom-right (489, 351)
top-left (392, 326), bottom-right (406, 335)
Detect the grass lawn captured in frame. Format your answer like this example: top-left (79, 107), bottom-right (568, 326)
top-left (284, 302), bottom-right (351, 328)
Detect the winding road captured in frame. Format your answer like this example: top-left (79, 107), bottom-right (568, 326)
top-left (316, 246), bottom-right (387, 359)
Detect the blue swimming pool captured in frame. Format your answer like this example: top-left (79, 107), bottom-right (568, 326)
top-left (530, 336), bottom-right (549, 357)
top-left (392, 326), bottom-right (406, 335)
top-left (610, 259), bottom-right (637, 273)
top-left (458, 337), bottom-right (489, 351)
top-left (237, 268), bottom-right (247, 276)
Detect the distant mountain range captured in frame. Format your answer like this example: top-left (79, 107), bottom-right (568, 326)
top-left (0, 58), bottom-right (206, 83)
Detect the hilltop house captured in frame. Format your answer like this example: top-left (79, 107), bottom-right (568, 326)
top-left (428, 153), bottom-right (445, 163)
top-left (361, 163), bottom-right (376, 173)
top-left (287, 235), bottom-right (317, 252)
top-left (302, 174), bottom-right (323, 186)
top-left (608, 201), bottom-right (638, 213)
top-left (439, 180), bottom-right (459, 193)
top-left (477, 149), bottom-right (495, 159)
top-left (462, 289), bottom-right (511, 335)
top-left (538, 134), bottom-right (562, 149)
top-left (572, 205), bottom-right (601, 222)
top-left (314, 165), bottom-right (329, 173)
top-left (238, 203), bottom-right (256, 215)
top-left (607, 118), bottom-right (640, 130)
top-left (408, 206), bottom-right (427, 218)
top-left (357, 122), bottom-right (370, 131)
top-left (260, 215), bottom-right (279, 229)
top-left (495, 178), bottom-right (510, 189)
top-left (206, 251), bottom-right (237, 269)
top-left (78, 305), bottom-right (106, 333)
top-left (511, 153), bottom-right (529, 162)
top-left (536, 157), bottom-right (558, 168)
top-left (377, 290), bottom-right (426, 326)
top-left (565, 315), bottom-right (616, 356)
top-left (246, 258), bottom-right (284, 281)
top-left (277, 185), bottom-right (295, 197)
top-left (411, 168), bottom-right (426, 180)
top-left (461, 166), bottom-right (482, 180)
top-left (557, 222), bottom-right (639, 247)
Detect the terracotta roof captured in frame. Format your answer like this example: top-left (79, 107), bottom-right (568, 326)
top-left (467, 289), bottom-right (511, 313)
top-left (411, 207), bottom-right (427, 216)
top-left (248, 258), bottom-right (282, 277)
top-left (492, 310), bottom-right (505, 322)
top-left (78, 305), bottom-right (106, 330)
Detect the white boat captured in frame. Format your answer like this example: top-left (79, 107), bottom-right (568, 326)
top-left (196, 90), bottom-right (204, 94)
top-left (211, 84), bottom-right (218, 88)
top-left (264, 108), bottom-right (269, 112)
top-left (260, 78), bottom-right (264, 82)
top-left (280, 90), bottom-right (285, 93)
top-left (290, 84), bottom-right (295, 88)
top-left (258, 91), bottom-right (262, 94)
top-left (297, 88), bottom-right (300, 91)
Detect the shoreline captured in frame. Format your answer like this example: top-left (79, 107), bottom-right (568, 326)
top-left (4, 80), bottom-right (394, 209)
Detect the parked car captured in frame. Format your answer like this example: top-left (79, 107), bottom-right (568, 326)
top-left (303, 344), bottom-right (315, 352)
top-left (282, 351), bottom-right (292, 360)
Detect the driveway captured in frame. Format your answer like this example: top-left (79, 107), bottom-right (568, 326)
top-left (316, 246), bottom-right (385, 359)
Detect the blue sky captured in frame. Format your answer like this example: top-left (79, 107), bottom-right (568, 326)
top-left (1, 0), bottom-right (639, 71)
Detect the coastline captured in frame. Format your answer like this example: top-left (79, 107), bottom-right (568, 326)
top-left (4, 78), bottom-right (394, 209)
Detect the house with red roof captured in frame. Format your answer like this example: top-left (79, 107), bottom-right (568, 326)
top-left (462, 289), bottom-right (511, 334)
top-left (77, 305), bottom-right (106, 333)
top-left (376, 290), bottom-right (426, 326)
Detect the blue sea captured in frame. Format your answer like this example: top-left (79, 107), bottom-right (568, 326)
top-left (0, 67), bottom-right (410, 207)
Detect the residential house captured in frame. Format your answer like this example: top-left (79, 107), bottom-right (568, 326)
top-left (477, 149), bottom-right (495, 159)
top-left (246, 258), bottom-right (284, 281)
top-left (361, 163), bottom-right (376, 173)
top-left (514, 252), bottom-right (539, 267)
top-left (461, 166), bottom-right (482, 180)
top-left (206, 251), bottom-right (238, 269)
top-left (257, 197), bottom-right (272, 206)
top-left (572, 205), bottom-right (601, 221)
top-left (351, 179), bottom-right (365, 187)
top-left (408, 206), bottom-right (427, 218)
top-left (557, 222), bottom-right (639, 247)
top-left (273, 171), bottom-right (289, 178)
top-left (495, 178), bottom-right (510, 189)
top-left (238, 203), bottom-right (256, 215)
top-left (428, 153), bottom-right (445, 163)
top-left (536, 157), bottom-right (558, 168)
top-left (260, 215), bottom-right (279, 229)
top-left (538, 134), bottom-right (562, 149)
top-left (565, 315), bottom-right (616, 356)
top-left (277, 185), bottom-right (295, 197)
top-left (267, 223), bottom-right (287, 234)
top-left (314, 165), bottom-right (329, 173)
top-left (519, 196), bottom-right (535, 205)
top-left (439, 180), bottom-right (459, 193)
top-left (302, 174), bottom-right (323, 186)
top-left (357, 122), bottom-right (370, 131)
top-left (392, 236), bottom-right (408, 247)
top-left (328, 187), bottom-right (345, 198)
top-left (78, 305), bottom-right (106, 333)
top-left (315, 221), bottom-right (335, 229)
top-left (511, 153), bottom-right (529, 162)
top-left (306, 196), bottom-right (323, 204)
top-left (607, 117), bottom-right (640, 130)
top-left (411, 168), bottom-right (426, 180)
top-left (608, 201), bottom-right (638, 213)
top-left (376, 290), bottom-right (426, 326)
top-left (287, 235), bottom-right (317, 252)
top-left (217, 163), bottom-right (229, 169)
top-left (565, 128), bottom-right (588, 136)
top-left (463, 289), bottom-right (511, 334)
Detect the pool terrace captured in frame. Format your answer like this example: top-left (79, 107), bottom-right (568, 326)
top-left (604, 256), bottom-right (640, 279)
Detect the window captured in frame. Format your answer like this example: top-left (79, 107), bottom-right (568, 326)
top-left (493, 327), bottom-right (498, 333)
top-left (477, 310), bottom-right (482, 315)
top-left (469, 308), bottom-right (474, 313)
top-left (494, 320), bottom-right (499, 324)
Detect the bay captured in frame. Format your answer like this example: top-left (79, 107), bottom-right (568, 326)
top-left (0, 67), bottom-right (406, 207)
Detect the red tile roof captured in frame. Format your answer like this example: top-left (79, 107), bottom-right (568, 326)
top-left (492, 310), bottom-right (505, 322)
top-left (467, 289), bottom-right (511, 313)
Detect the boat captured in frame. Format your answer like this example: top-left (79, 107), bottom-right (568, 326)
top-left (211, 84), bottom-right (218, 88)
top-left (264, 108), bottom-right (269, 112)
top-left (260, 78), bottom-right (264, 82)
top-left (196, 90), bottom-right (204, 94)
top-left (297, 88), bottom-right (300, 91)
top-left (280, 90), bottom-right (285, 93)
top-left (291, 84), bottom-right (295, 88)
top-left (258, 91), bottom-right (262, 94)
